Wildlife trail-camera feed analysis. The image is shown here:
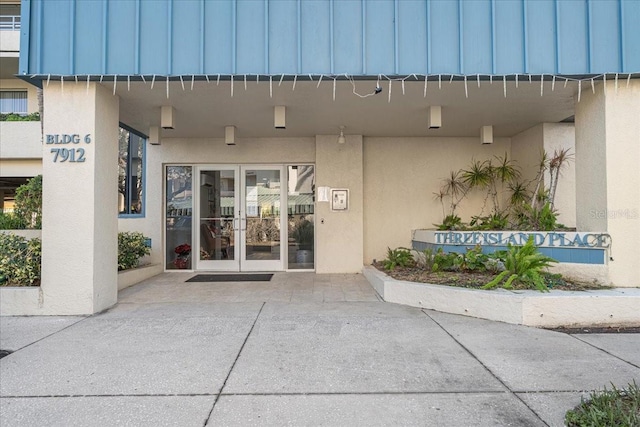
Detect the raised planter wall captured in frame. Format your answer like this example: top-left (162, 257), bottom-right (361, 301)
top-left (0, 230), bottom-right (42, 239)
top-left (363, 266), bottom-right (640, 328)
top-left (117, 263), bottom-right (163, 290)
top-left (412, 229), bottom-right (611, 285)
top-left (0, 287), bottom-right (44, 316)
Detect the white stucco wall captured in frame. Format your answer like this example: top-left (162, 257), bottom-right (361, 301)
top-left (575, 90), bottom-right (608, 232)
top-left (0, 121), bottom-right (42, 158)
top-left (362, 136), bottom-right (511, 264)
top-left (543, 123), bottom-right (576, 228)
top-left (576, 80), bottom-right (640, 287)
top-left (511, 124), bottom-right (544, 188)
top-left (315, 134), bottom-right (364, 273)
top-left (39, 82), bottom-right (119, 314)
top-left (511, 123), bottom-right (576, 228)
top-left (125, 136), bottom-right (316, 267)
top-left (0, 159), bottom-right (42, 176)
top-left (0, 29), bottom-right (20, 54)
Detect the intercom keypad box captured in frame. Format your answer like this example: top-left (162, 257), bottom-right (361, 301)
top-left (331, 189), bottom-right (349, 211)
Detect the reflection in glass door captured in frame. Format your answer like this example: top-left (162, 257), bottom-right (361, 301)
top-left (241, 168), bottom-right (285, 271)
top-left (193, 165), bottom-right (286, 271)
top-left (196, 167), bottom-right (239, 271)
top-left (287, 165), bottom-right (315, 269)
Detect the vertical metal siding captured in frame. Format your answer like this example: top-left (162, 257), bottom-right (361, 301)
top-left (236, 0), bottom-right (265, 73)
top-left (461, 0), bottom-right (492, 74)
top-left (69, 0), bottom-right (75, 74)
top-left (428, 0), bottom-right (460, 73)
top-left (18, 0), bottom-right (31, 76)
top-left (41, 0), bottom-right (71, 75)
top-left (203, 0), bottom-right (233, 74)
top-left (171, 0), bottom-right (201, 76)
top-left (268, 0), bottom-right (297, 74)
top-left (139, 0), bottom-right (168, 75)
top-left (364, 0), bottom-right (394, 75)
top-left (300, 1), bottom-right (330, 74)
top-left (198, 0), bottom-right (204, 74)
top-left (106, 0), bottom-right (135, 75)
top-left (333, 0), bottom-right (362, 75)
top-left (73, 0), bottom-right (103, 75)
top-left (525, 0), bottom-right (557, 74)
top-left (19, 0), bottom-right (640, 77)
top-left (621, 0), bottom-right (640, 71)
top-left (557, 0), bottom-right (588, 74)
top-left (397, 0), bottom-right (427, 75)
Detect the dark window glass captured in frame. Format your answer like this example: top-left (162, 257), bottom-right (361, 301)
top-left (118, 126), bottom-right (145, 215)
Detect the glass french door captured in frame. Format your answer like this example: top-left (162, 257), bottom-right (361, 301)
top-left (195, 165), bottom-right (285, 271)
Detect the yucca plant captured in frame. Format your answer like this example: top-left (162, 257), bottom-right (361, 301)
top-left (482, 236), bottom-right (556, 292)
top-left (383, 247), bottom-right (415, 271)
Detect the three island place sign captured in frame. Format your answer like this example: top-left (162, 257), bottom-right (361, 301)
top-left (45, 133), bottom-right (91, 163)
top-left (431, 230), bottom-right (611, 249)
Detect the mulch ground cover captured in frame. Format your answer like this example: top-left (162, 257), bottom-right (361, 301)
top-left (372, 263), bottom-right (608, 292)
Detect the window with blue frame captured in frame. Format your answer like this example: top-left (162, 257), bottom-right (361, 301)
top-left (0, 91), bottom-right (27, 114)
top-left (118, 125), bottom-right (145, 216)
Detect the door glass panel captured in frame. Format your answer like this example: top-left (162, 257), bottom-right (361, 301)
top-left (287, 166), bottom-right (315, 269)
top-left (166, 166), bottom-right (192, 270)
top-left (244, 169), bottom-right (281, 261)
top-left (199, 170), bottom-right (235, 262)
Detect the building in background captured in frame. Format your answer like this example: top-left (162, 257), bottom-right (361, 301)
top-left (0, 0), bottom-right (41, 212)
top-left (1, 0), bottom-right (638, 315)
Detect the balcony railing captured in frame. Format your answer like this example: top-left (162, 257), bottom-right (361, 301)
top-left (0, 15), bottom-right (20, 31)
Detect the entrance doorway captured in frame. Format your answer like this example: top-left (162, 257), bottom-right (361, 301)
top-left (165, 164), bottom-right (315, 272)
top-left (196, 165), bottom-right (285, 272)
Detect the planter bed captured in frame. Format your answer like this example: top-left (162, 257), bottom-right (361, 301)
top-left (118, 263), bottom-right (163, 290)
top-left (363, 266), bottom-right (640, 328)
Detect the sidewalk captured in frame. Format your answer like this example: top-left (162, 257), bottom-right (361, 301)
top-left (1, 273), bottom-right (638, 426)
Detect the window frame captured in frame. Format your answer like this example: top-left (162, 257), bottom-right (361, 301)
top-left (118, 123), bottom-right (147, 218)
top-left (0, 90), bottom-right (28, 114)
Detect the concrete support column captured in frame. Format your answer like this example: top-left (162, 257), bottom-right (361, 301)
top-left (575, 80), bottom-right (640, 287)
top-left (41, 83), bottom-right (119, 314)
top-left (315, 134), bottom-right (364, 273)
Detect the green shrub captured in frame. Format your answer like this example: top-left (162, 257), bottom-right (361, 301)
top-left (0, 233), bottom-right (41, 286)
top-left (383, 247), bottom-right (415, 271)
top-left (416, 248), bottom-right (436, 270)
top-left (14, 175), bottom-right (43, 229)
top-left (432, 248), bottom-right (463, 272)
top-left (435, 214), bottom-right (465, 231)
top-left (565, 381), bottom-right (639, 427)
top-left (118, 232), bottom-right (151, 271)
top-left (482, 236), bottom-right (557, 292)
top-left (0, 212), bottom-right (27, 230)
top-left (469, 212), bottom-right (509, 230)
top-left (0, 112), bottom-right (40, 121)
top-left (514, 202), bottom-right (559, 231)
top-left (461, 245), bottom-right (490, 271)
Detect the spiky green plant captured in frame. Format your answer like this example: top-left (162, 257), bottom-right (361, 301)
top-left (383, 247), bottom-right (415, 271)
top-left (482, 236), bottom-right (556, 292)
top-left (565, 381), bottom-right (640, 427)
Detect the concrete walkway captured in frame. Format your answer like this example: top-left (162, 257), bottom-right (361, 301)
top-left (1, 273), bottom-right (638, 426)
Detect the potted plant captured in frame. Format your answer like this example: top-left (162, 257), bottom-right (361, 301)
top-left (173, 243), bottom-right (191, 269)
top-left (291, 218), bottom-right (314, 264)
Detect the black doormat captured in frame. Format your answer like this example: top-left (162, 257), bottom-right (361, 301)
top-left (186, 274), bottom-right (273, 282)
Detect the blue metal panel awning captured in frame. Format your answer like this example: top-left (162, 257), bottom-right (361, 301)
top-left (18, 0), bottom-right (640, 82)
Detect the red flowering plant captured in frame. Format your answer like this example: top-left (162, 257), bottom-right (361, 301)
top-left (174, 243), bottom-right (191, 256)
top-left (173, 243), bottom-right (191, 269)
